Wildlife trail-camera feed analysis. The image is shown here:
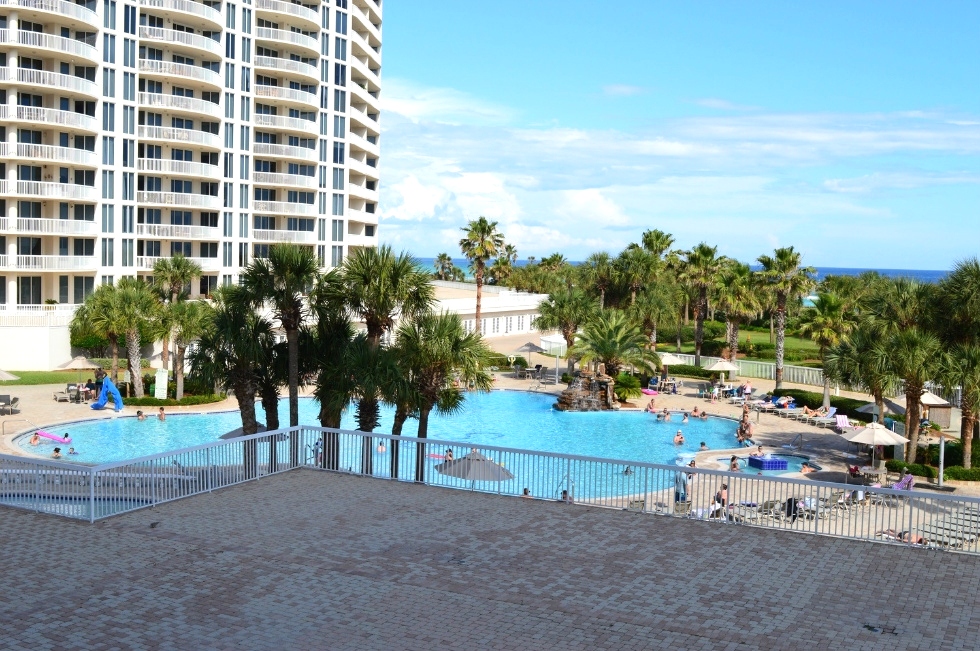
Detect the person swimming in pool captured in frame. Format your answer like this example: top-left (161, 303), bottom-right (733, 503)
top-left (136, 410), bottom-right (146, 421)
top-left (673, 430), bottom-right (684, 445)
top-left (681, 413), bottom-right (690, 424)
top-left (52, 447), bottom-right (62, 459)
top-left (68, 447), bottom-right (78, 455)
top-left (29, 433), bottom-right (40, 446)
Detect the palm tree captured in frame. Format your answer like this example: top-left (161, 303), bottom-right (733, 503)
top-left (824, 326), bottom-right (896, 429)
top-left (715, 262), bottom-right (762, 364)
top-left (865, 277), bottom-right (934, 335)
top-left (937, 258), bottom-right (980, 461)
top-left (503, 243), bottom-right (518, 264)
top-left (629, 280), bottom-right (680, 349)
top-left (640, 229), bottom-right (675, 259)
top-left (679, 243), bottom-right (725, 366)
top-left (570, 310), bottom-right (659, 378)
top-left (170, 300), bottom-right (208, 400)
top-left (152, 255), bottom-right (202, 371)
top-left (459, 217), bottom-right (504, 334)
top-left (239, 244), bottom-right (319, 432)
top-left (798, 293), bottom-right (855, 409)
top-left (488, 256), bottom-right (513, 285)
top-left (535, 288), bottom-right (598, 374)
top-left (580, 252), bottom-right (615, 310)
top-left (332, 245), bottom-right (434, 346)
top-left (116, 277), bottom-right (159, 398)
top-left (756, 246), bottom-right (815, 390)
top-left (433, 252), bottom-right (455, 280)
top-left (345, 334), bottom-right (403, 475)
top-left (614, 245), bottom-right (653, 305)
top-left (189, 288), bottom-right (273, 479)
top-left (939, 344), bottom-right (980, 468)
top-left (393, 312), bottom-right (493, 482)
top-left (873, 328), bottom-right (943, 462)
top-left (71, 284), bottom-right (124, 382)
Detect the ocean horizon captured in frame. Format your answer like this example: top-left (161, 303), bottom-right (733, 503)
top-left (418, 257), bottom-right (948, 284)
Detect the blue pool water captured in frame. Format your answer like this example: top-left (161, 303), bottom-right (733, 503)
top-left (17, 392), bottom-right (744, 466)
top-left (719, 455), bottom-right (821, 476)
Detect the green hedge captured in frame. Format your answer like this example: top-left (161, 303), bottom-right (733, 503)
top-left (922, 441), bottom-right (980, 469)
top-left (885, 459), bottom-right (938, 479)
top-left (774, 389), bottom-right (868, 422)
top-left (122, 394), bottom-right (226, 407)
top-left (484, 352), bottom-right (528, 369)
top-left (944, 467), bottom-right (980, 481)
top-left (91, 358), bottom-right (150, 371)
top-left (667, 364), bottom-right (713, 379)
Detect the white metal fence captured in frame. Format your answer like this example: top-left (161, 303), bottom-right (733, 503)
top-left (668, 353), bottom-right (826, 387)
top-left (3, 426), bottom-right (980, 553)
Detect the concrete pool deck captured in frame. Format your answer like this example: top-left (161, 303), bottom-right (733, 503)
top-left (2, 469), bottom-right (978, 650)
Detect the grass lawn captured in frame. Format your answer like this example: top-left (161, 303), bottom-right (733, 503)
top-left (659, 332), bottom-right (822, 363)
top-left (0, 368), bottom-right (155, 386)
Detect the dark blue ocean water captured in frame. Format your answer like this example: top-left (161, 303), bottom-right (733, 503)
top-left (418, 258), bottom-right (947, 284)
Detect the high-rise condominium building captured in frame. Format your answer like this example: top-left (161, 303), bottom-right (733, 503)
top-left (0, 0), bottom-right (380, 315)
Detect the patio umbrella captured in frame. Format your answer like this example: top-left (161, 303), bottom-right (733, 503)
top-left (0, 369), bottom-right (20, 382)
top-left (55, 356), bottom-right (100, 384)
top-left (514, 342), bottom-right (546, 368)
top-left (435, 450), bottom-right (515, 486)
top-left (658, 352), bottom-right (684, 378)
top-left (704, 359), bottom-right (739, 383)
top-left (845, 422), bottom-right (910, 468)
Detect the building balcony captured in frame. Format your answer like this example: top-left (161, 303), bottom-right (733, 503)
top-left (254, 84), bottom-right (318, 110)
top-left (139, 26), bottom-right (222, 58)
top-left (0, 67), bottom-right (100, 98)
top-left (136, 223), bottom-right (221, 240)
top-left (253, 228), bottom-right (316, 244)
top-left (252, 142), bottom-right (317, 162)
top-left (349, 130), bottom-right (380, 157)
top-left (349, 104), bottom-right (379, 129)
top-left (0, 0), bottom-right (100, 28)
top-left (0, 142), bottom-right (98, 167)
top-left (138, 92), bottom-right (222, 120)
top-left (6, 254), bottom-right (99, 271)
top-left (0, 180), bottom-right (98, 201)
top-left (255, 0), bottom-right (320, 29)
top-left (137, 158), bottom-right (221, 180)
top-left (138, 125), bottom-right (222, 149)
top-left (137, 191), bottom-right (221, 209)
top-left (139, 59), bottom-right (222, 89)
top-left (253, 171), bottom-right (317, 189)
top-left (0, 105), bottom-right (99, 132)
top-left (254, 55), bottom-right (319, 82)
top-left (255, 27), bottom-right (318, 55)
top-left (137, 255), bottom-right (220, 271)
top-left (347, 156), bottom-right (379, 181)
top-left (349, 54), bottom-right (380, 86)
top-left (346, 207), bottom-right (378, 226)
top-left (347, 181), bottom-right (379, 203)
top-left (351, 0), bottom-right (382, 42)
top-left (253, 200), bottom-right (316, 216)
top-left (349, 82), bottom-right (380, 113)
top-left (8, 217), bottom-right (98, 236)
top-left (350, 28), bottom-right (381, 68)
top-left (253, 113), bottom-right (316, 134)
top-left (138, 0), bottom-right (222, 30)
top-left (0, 29), bottom-right (99, 63)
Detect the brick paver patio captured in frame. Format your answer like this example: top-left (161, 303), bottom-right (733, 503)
top-left (2, 470), bottom-right (978, 650)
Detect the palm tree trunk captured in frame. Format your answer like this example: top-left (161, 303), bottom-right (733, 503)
top-left (235, 381), bottom-right (260, 479)
top-left (774, 295), bottom-right (787, 390)
top-left (127, 331), bottom-right (145, 398)
top-left (160, 333), bottom-right (170, 373)
top-left (822, 375), bottom-right (832, 411)
top-left (684, 297), bottom-right (689, 325)
top-left (175, 346), bottom-right (185, 400)
top-left (693, 289), bottom-right (706, 366)
top-left (961, 405), bottom-right (975, 470)
top-left (676, 310), bottom-right (683, 353)
top-left (261, 382), bottom-right (280, 472)
top-left (390, 404), bottom-right (409, 479)
top-left (286, 326), bottom-right (300, 467)
top-left (317, 402), bottom-right (341, 471)
top-left (649, 326), bottom-right (658, 349)
top-left (599, 288), bottom-right (605, 311)
top-left (769, 314), bottom-right (774, 344)
top-left (474, 265), bottom-right (484, 334)
top-left (905, 385), bottom-right (923, 463)
top-left (729, 322), bottom-right (739, 363)
top-left (414, 407), bottom-right (431, 483)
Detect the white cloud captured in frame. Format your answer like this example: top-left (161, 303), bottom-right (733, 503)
top-left (603, 84), bottom-right (645, 97)
top-left (381, 78), bottom-right (515, 126)
top-left (824, 172), bottom-right (980, 193)
top-left (695, 98), bottom-right (760, 111)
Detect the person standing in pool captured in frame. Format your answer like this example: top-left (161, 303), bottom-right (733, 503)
top-left (52, 447), bottom-right (62, 459)
top-left (29, 433), bottom-right (40, 446)
top-left (158, 407), bottom-right (166, 422)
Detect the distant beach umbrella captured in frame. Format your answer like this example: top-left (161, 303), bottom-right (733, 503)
top-left (435, 449), bottom-right (515, 487)
top-left (0, 369), bottom-right (20, 382)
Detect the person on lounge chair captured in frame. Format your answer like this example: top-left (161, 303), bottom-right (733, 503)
top-left (891, 469), bottom-right (915, 491)
top-left (802, 405), bottom-right (827, 417)
top-left (876, 529), bottom-right (926, 545)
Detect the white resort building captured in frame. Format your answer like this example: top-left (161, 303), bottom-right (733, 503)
top-left (0, 0), bottom-right (381, 369)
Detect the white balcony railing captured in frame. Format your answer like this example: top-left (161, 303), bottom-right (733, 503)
top-left (138, 125), bottom-right (222, 148)
top-left (137, 158), bottom-right (221, 179)
top-left (349, 29), bottom-right (381, 67)
top-left (0, 105), bottom-right (100, 132)
top-left (139, 26), bottom-right (222, 56)
top-left (1, 143), bottom-right (99, 167)
top-left (346, 207), bottom-right (379, 225)
top-left (253, 55), bottom-right (318, 80)
top-left (139, 0), bottom-right (222, 27)
top-left (137, 191), bottom-right (221, 209)
top-left (0, 0), bottom-right (99, 27)
top-left (253, 171), bottom-right (317, 189)
top-left (254, 84), bottom-right (318, 108)
top-left (11, 68), bottom-right (99, 97)
top-left (137, 223), bottom-right (221, 240)
top-left (349, 54), bottom-right (380, 85)
top-left (6, 181), bottom-right (98, 201)
top-left (255, 0), bottom-right (319, 26)
top-left (349, 82), bottom-right (380, 113)
top-left (253, 228), bottom-right (316, 243)
top-left (137, 255), bottom-right (220, 271)
top-left (0, 29), bottom-right (99, 61)
top-left (347, 182), bottom-right (379, 203)
top-left (252, 143), bottom-right (317, 161)
top-left (347, 156), bottom-right (379, 180)
top-left (253, 113), bottom-right (316, 133)
top-left (15, 255), bottom-right (98, 271)
top-left (14, 218), bottom-right (98, 235)
top-left (138, 59), bottom-right (221, 87)
top-left (255, 27), bottom-right (318, 53)
top-left (253, 200), bottom-right (316, 215)
top-left (138, 92), bottom-right (222, 119)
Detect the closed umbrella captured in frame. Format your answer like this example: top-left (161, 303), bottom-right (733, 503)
top-left (704, 359), bottom-right (739, 383)
top-left (435, 449), bottom-right (515, 487)
top-left (0, 369), bottom-right (20, 382)
top-left (845, 422), bottom-right (910, 469)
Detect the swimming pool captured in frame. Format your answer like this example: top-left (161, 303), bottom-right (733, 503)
top-left (17, 392), bottom-right (744, 467)
top-left (717, 454), bottom-right (821, 476)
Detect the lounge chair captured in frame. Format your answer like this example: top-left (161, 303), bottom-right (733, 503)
top-left (5, 396), bottom-right (19, 414)
top-left (806, 407), bottom-right (838, 427)
top-left (834, 415), bottom-right (855, 433)
top-left (53, 389), bottom-right (70, 402)
top-left (0, 394), bottom-right (9, 413)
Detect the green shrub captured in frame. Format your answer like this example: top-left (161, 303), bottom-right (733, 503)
top-left (613, 372), bottom-right (642, 401)
top-left (90, 358), bottom-right (151, 371)
top-left (885, 459), bottom-right (938, 479)
top-left (923, 442), bottom-right (980, 469)
top-left (699, 340), bottom-right (726, 357)
top-left (560, 373), bottom-right (573, 385)
top-left (484, 352), bottom-right (528, 369)
top-left (122, 394), bottom-right (226, 407)
top-left (772, 389), bottom-right (868, 422)
top-left (943, 467), bottom-right (980, 482)
top-left (667, 364), bottom-right (712, 379)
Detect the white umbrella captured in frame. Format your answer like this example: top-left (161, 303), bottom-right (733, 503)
top-left (704, 359), bottom-right (739, 383)
top-left (55, 356), bottom-right (100, 384)
top-left (0, 369), bottom-right (20, 382)
top-left (657, 352), bottom-right (684, 380)
top-left (845, 422), bottom-right (910, 468)
top-left (514, 342), bottom-right (546, 372)
top-left (435, 450), bottom-right (515, 484)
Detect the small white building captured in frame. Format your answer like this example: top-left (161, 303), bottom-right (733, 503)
top-left (430, 280), bottom-right (546, 339)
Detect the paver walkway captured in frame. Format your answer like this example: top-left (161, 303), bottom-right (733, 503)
top-left (2, 470), bottom-right (977, 650)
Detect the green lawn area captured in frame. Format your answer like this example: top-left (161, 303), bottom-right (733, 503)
top-left (659, 331), bottom-right (821, 363)
top-left (0, 371), bottom-right (86, 386)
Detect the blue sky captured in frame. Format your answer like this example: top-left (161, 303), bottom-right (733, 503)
top-left (375, 1), bottom-right (980, 268)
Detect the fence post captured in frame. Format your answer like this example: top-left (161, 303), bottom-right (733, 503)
top-left (206, 447), bottom-right (212, 492)
top-left (89, 467), bottom-right (95, 523)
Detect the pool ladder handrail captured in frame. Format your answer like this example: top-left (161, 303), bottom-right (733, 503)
top-left (2, 418), bottom-right (43, 438)
top-left (787, 433), bottom-right (804, 451)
